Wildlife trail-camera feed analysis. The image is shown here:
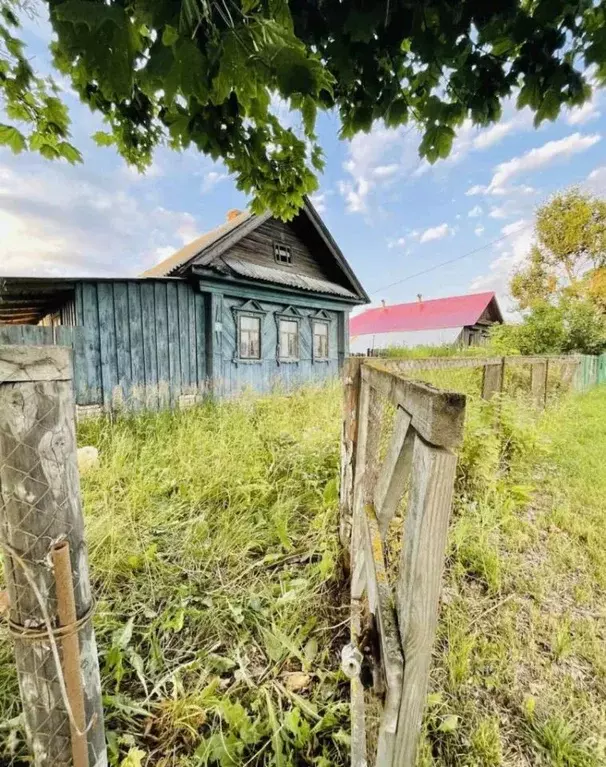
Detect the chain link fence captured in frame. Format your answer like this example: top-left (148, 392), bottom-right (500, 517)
top-left (0, 345), bottom-right (106, 767)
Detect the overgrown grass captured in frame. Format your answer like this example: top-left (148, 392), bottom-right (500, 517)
top-left (421, 388), bottom-right (606, 766)
top-left (1, 381), bottom-right (606, 766)
top-left (0, 384), bottom-right (350, 767)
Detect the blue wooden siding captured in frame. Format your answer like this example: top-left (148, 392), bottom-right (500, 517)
top-left (217, 293), bottom-right (342, 397)
top-left (72, 281), bottom-right (207, 408)
top-left (0, 278), bottom-right (350, 408)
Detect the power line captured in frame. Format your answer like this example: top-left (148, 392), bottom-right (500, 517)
top-left (368, 223), bottom-right (533, 296)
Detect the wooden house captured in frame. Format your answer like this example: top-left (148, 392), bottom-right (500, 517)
top-left (0, 200), bottom-right (368, 412)
top-left (350, 292), bottom-right (503, 354)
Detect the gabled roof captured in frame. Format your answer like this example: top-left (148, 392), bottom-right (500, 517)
top-left (350, 292), bottom-right (502, 336)
top-left (141, 198), bottom-right (369, 303)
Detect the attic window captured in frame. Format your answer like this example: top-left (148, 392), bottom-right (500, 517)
top-left (274, 242), bottom-right (292, 265)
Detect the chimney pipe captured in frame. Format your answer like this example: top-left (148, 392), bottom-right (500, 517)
top-left (417, 293), bottom-right (423, 303)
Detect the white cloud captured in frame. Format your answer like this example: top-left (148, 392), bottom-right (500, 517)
top-left (566, 92), bottom-right (601, 126)
top-left (487, 132), bottom-right (601, 194)
top-left (584, 165), bottom-right (606, 195)
top-left (489, 205), bottom-right (511, 219)
top-left (469, 225), bottom-right (534, 313)
top-left (419, 222), bottom-right (451, 243)
top-left (338, 122), bottom-right (420, 213)
top-left (501, 219), bottom-right (528, 237)
top-left (373, 164), bottom-right (399, 178)
top-left (201, 170), bottom-right (227, 193)
top-left (466, 184), bottom-right (486, 196)
top-left (446, 106), bottom-right (534, 165)
top-left (468, 205), bottom-right (483, 218)
top-left (309, 192), bottom-right (327, 214)
top-left (0, 156), bottom-right (203, 277)
top-left (474, 225), bottom-right (485, 237)
top-left (387, 236), bottom-right (407, 249)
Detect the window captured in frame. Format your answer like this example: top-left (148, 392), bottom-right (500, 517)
top-left (274, 242), bottom-right (292, 265)
top-left (279, 319), bottom-right (299, 360)
top-left (313, 321), bottom-right (329, 359)
top-left (239, 315), bottom-right (261, 359)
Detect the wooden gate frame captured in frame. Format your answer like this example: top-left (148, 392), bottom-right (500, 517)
top-left (341, 359), bottom-right (466, 766)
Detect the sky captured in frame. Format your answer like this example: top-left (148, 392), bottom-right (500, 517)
top-left (1, 8), bottom-right (605, 319)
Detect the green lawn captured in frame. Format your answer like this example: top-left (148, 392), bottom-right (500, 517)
top-left (1, 384), bottom-right (606, 766)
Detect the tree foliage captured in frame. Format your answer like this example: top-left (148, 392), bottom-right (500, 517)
top-left (2, 0), bottom-right (606, 216)
top-left (511, 189), bottom-right (606, 309)
top-left (490, 299), bottom-right (606, 356)
top-left (502, 189), bottom-right (606, 356)
top-left (0, 1), bottom-right (81, 162)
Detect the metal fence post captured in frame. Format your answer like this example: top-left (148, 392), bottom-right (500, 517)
top-left (0, 345), bottom-right (107, 767)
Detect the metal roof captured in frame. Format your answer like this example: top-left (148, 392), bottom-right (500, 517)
top-left (212, 255), bottom-right (359, 299)
top-left (140, 210), bottom-right (253, 278)
top-left (350, 292), bottom-right (502, 336)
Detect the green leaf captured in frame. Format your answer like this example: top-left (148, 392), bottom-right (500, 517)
top-left (54, 0), bottom-right (125, 31)
top-left (92, 131), bottom-right (115, 147)
top-left (57, 141), bottom-right (82, 164)
top-left (162, 25), bottom-right (179, 47)
top-left (113, 616), bottom-right (134, 649)
top-left (438, 715), bottom-right (459, 733)
top-left (0, 124), bottom-right (26, 153)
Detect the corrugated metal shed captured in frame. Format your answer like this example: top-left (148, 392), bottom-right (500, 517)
top-left (210, 255), bottom-right (359, 299)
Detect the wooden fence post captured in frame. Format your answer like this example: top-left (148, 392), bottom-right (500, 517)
top-left (530, 360), bottom-right (548, 408)
top-left (0, 346), bottom-right (107, 767)
top-left (339, 357), bottom-right (362, 559)
top-left (481, 359), bottom-right (504, 400)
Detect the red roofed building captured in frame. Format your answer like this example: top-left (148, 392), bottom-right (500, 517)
top-left (350, 292), bottom-right (503, 353)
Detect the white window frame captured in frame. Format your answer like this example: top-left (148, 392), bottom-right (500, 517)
top-left (312, 320), bottom-right (330, 361)
top-left (278, 317), bottom-right (300, 362)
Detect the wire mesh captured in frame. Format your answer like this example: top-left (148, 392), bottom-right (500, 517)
top-left (0, 346), bottom-right (105, 767)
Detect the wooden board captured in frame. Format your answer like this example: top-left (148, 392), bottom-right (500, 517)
top-left (373, 406), bottom-right (412, 537)
top-left (362, 504), bottom-right (404, 765)
top-left (362, 362), bottom-right (465, 449)
top-left (394, 435), bottom-right (458, 766)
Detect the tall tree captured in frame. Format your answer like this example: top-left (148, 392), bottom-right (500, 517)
top-left (511, 189), bottom-right (606, 309)
top-left (2, 0), bottom-right (606, 217)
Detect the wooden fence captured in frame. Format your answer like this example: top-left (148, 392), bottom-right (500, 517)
top-left (338, 352), bottom-right (605, 766)
top-left (340, 358), bottom-right (465, 766)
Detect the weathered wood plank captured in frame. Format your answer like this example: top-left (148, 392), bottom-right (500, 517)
top-left (154, 282), bottom-right (170, 409)
top-left (482, 358), bottom-right (504, 401)
top-left (394, 435), bottom-right (458, 767)
top-left (373, 406), bottom-right (413, 538)
top-left (96, 282), bottom-right (118, 411)
top-left (362, 504), bottom-right (404, 766)
top-left (363, 362), bottom-right (466, 449)
top-left (339, 357), bottom-right (362, 555)
top-left (0, 345), bottom-right (72, 382)
top-left (178, 281), bottom-right (191, 392)
top-left (113, 281), bottom-right (132, 407)
top-left (167, 281), bottom-right (181, 406)
top-left (128, 282), bottom-right (145, 410)
top-left (0, 355), bottom-right (106, 766)
top-left (531, 360), bottom-right (548, 408)
top-left (350, 597), bottom-right (368, 767)
top-left (80, 283), bottom-right (103, 405)
top-left (140, 282), bottom-right (159, 410)
top-left (195, 291), bottom-right (206, 390)
top-left (351, 378), bottom-right (371, 600)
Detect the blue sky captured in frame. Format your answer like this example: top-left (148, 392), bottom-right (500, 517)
top-left (1, 8), bottom-right (605, 318)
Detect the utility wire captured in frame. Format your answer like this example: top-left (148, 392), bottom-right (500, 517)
top-left (369, 222), bottom-right (533, 296)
